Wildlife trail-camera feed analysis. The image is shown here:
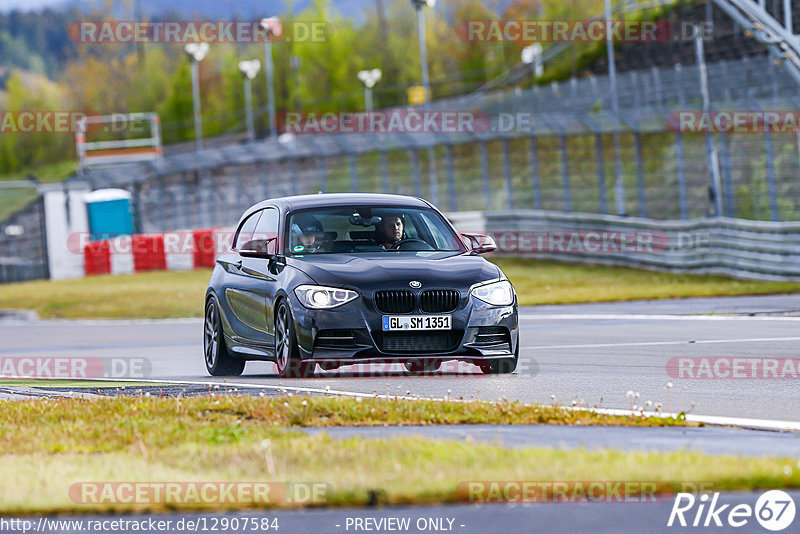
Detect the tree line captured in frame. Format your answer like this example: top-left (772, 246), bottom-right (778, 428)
top-left (0, 0), bottom-right (603, 176)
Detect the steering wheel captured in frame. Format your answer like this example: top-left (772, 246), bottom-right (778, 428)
top-left (392, 238), bottom-right (434, 251)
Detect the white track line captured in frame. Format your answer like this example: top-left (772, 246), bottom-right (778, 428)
top-left (583, 407), bottom-right (800, 432)
top-left (520, 314), bottom-right (800, 321)
top-left (6, 376), bottom-right (800, 433)
top-left (522, 336), bottom-right (800, 350)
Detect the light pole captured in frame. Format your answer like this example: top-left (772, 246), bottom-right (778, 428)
top-left (260, 17), bottom-right (282, 140)
top-left (694, 27), bottom-right (722, 217)
top-left (357, 69), bottom-right (382, 113)
top-left (238, 59), bottom-right (261, 143)
top-left (521, 43), bottom-right (543, 80)
top-left (184, 42), bottom-right (209, 150)
top-left (410, 0), bottom-right (435, 104)
top-left (604, 0), bottom-right (626, 216)
top-left (410, 0), bottom-right (438, 205)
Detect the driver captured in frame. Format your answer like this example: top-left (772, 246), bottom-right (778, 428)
top-left (375, 214), bottom-right (404, 249)
top-left (291, 216), bottom-right (327, 253)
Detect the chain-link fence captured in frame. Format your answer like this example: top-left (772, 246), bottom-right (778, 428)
top-left (0, 181), bottom-right (49, 284)
top-left (74, 49), bottom-right (800, 236)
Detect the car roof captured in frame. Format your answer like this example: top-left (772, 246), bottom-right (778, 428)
top-left (243, 193), bottom-right (433, 218)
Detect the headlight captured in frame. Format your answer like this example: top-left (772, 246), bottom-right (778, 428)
top-left (294, 285), bottom-right (359, 309)
top-left (471, 280), bottom-right (514, 306)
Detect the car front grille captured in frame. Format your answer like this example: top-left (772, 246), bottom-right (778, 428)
top-left (374, 290), bottom-right (415, 314)
top-left (420, 290), bottom-right (460, 313)
top-left (381, 331), bottom-right (462, 353)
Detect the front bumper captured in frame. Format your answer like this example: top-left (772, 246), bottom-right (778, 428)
top-left (289, 290), bottom-right (519, 364)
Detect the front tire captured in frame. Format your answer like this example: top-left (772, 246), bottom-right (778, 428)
top-left (479, 343), bottom-right (518, 375)
top-left (204, 296), bottom-right (245, 376)
top-left (275, 300), bottom-right (315, 378)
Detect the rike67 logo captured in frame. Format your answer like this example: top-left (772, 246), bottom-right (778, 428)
top-left (668, 490), bottom-right (796, 531)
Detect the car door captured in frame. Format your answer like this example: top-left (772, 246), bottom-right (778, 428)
top-left (246, 207), bottom-right (282, 346)
top-left (222, 208), bottom-right (276, 348)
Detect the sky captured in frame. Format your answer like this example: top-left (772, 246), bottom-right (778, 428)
top-left (1, 0), bottom-right (69, 9)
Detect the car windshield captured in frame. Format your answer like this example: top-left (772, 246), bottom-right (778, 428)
top-left (287, 206), bottom-right (465, 255)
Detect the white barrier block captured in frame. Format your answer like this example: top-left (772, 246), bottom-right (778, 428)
top-left (166, 252), bottom-right (194, 271)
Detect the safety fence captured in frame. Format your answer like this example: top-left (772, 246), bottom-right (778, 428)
top-left (450, 210), bottom-right (800, 280)
top-left (0, 181), bottom-right (48, 284)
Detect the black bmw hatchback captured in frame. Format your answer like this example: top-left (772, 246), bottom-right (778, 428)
top-left (204, 193), bottom-right (519, 377)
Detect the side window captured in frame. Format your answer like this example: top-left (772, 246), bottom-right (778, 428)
top-left (251, 208), bottom-right (279, 253)
top-left (234, 212), bottom-right (262, 250)
top-left (403, 218), bottom-right (421, 240)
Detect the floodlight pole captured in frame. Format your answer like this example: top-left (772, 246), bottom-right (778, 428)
top-left (365, 86), bottom-right (374, 114)
top-left (264, 38), bottom-right (277, 139)
top-left (185, 43), bottom-right (208, 151)
top-left (244, 76), bottom-right (255, 143)
top-left (261, 18), bottom-right (281, 140)
top-left (415, 4), bottom-right (431, 104)
top-left (695, 27), bottom-right (722, 217)
top-left (605, 0), bottom-right (625, 215)
top-left (190, 58), bottom-right (203, 150)
top-left (412, 0), bottom-right (438, 205)
top-left (358, 69), bottom-right (381, 114)
top-left (239, 60), bottom-right (261, 143)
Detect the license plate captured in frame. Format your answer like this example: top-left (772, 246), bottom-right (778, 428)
top-left (382, 315), bottom-right (452, 331)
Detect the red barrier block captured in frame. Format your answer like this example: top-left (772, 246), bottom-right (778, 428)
top-left (193, 228), bottom-right (216, 269)
top-left (84, 240), bottom-right (111, 275)
top-left (132, 234), bottom-right (166, 272)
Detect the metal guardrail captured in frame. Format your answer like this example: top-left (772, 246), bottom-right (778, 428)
top-left (449, 210), bottom-right (800, 281)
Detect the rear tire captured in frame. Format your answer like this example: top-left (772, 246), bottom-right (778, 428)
top-left (204, 296), bottom-right (245, 376)
top-left (479, 343), bottom-right (518, 375)
top-left (275, 300), bottom-right (315, 378)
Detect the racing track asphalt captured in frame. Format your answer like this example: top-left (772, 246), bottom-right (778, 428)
top-left (2, 294), bottom-right (800, 422)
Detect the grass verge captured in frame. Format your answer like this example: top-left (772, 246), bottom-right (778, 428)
top-left (0, 269), bottom-right (211, 319)
top-left (1, 259), bottom-right (800, 319)
top-left (1, 395), bottom-right (798, 515)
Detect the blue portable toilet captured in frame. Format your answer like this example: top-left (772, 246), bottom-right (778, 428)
top-left (85, 189), bottom-right (134, 241)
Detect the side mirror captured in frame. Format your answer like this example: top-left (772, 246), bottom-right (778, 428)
top-left (239, 237), bottom-right (277, 258)
top-left (461, 233), bottom-right (497, 254)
